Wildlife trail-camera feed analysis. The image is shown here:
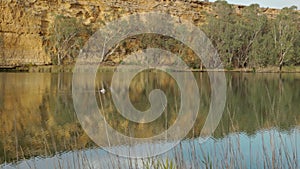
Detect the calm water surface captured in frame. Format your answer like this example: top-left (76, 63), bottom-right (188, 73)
top-left (0, 72), bottom-right (299, 168)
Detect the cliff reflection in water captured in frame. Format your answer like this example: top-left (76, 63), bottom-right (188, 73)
top-left (0, 72), bottom-right (300, 163)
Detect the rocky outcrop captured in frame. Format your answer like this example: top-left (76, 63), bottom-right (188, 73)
top-left (0, 0), bottom-right (50, 66)
top-left (0, 0), bottom-right (280, 66)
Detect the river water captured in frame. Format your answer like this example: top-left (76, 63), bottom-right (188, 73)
top-left (0, 72), bottom-right (299, 168)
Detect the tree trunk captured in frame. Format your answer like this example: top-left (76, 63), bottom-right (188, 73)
top-left (279, 64), bottom-right (282, 72)
top-left (57, 53), bottom-right (61, 65)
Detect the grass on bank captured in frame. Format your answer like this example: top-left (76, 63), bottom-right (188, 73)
top-left (20, 65), bottom-right (300, 73)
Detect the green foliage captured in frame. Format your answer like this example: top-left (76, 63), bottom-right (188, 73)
top-left (0, 35), bottom-right (3, 46)
top-left (45, 2), bottom-right (299, 69)
top-left (202, 1), bottom-right (300, 70)
top-left (293, 30), bottom-right (300, 65)
top-left (143, 158), bottom-right (176, 169)
top-left (203, 1), bottom-right (236, 68)
top-left (0, 34), bottom-right (6, 65)
top-left (47, 15), bottom-right (92, 65)
top-left (272, 6), bottom-right (299, 70)
top-left (0, 35), bottom-right (4, 62)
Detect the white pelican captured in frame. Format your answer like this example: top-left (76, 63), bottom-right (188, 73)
top-left (100, 88), bottom-right (106, 94)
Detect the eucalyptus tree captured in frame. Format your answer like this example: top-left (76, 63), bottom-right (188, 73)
top-left (47, 15), bottom-right (92, 65)
top-left (202, 0), bottom-right (238, 68)
top-left (203, 1), bottom-right (300, 69)
top-left (292, 28), bottom-right (300, 65)
top-left (271, 6), bottom-right (299, 71)
top-left (238, 4), bottom-right (268, 67)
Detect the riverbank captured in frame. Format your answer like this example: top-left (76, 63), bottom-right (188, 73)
top-left (1, 65), bottom-right (300, 73)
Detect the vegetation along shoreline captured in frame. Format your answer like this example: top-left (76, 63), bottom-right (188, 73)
top-left (1, 1), bottom-right (299, 72)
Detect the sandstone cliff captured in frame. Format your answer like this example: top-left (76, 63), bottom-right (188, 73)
top-left (0, 0), bottom-right (280, 66)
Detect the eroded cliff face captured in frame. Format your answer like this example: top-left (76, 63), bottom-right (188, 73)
top-left (0, 0), bottom-right (279, 66)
